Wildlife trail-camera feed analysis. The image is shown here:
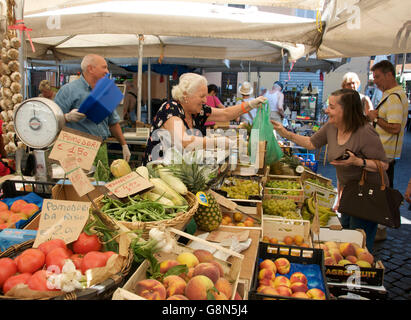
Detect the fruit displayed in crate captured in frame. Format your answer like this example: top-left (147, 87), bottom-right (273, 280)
top-left (257, 257), bottom-right (326, 300)
top-left (219, 177), bottom-right (260, 199)
top-left (262, 199), bottom-right (300, 219)
top-left (319, 241), bottom-right (375, 268)
top-left (221, 212), bottom-right (256, 227)
top-left (262, 235), bottom-right (309, 248)
top-left (133, 248), bottom-right (240, 300)
top-left (301, 196), bottom-right (336, 226)
top-left (0, 199), bottom-right (40, 230)
top-left (265, 180), bottom-right (301, 195)
top-left (305, 178), bottom-right (335, 191)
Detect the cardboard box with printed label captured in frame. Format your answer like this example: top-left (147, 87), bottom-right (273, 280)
top-left (301, 171), bottom-right (337, 209)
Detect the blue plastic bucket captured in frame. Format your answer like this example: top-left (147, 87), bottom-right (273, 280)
top-left (79, 75), bottom-right (123, 124)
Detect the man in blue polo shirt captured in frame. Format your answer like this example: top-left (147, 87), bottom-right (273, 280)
top-left (55, 54), bottom-right (131, 180)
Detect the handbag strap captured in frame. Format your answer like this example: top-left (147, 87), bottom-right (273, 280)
top-left (359, 159), bottom-right (386, 190)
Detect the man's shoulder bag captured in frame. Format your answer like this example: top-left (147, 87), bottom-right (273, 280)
top-left (338, 160), bottom-right (403, 228)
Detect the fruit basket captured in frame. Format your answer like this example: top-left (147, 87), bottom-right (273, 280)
top-left (263, 175), bottom-right (304, 203)
top-left (248, 242), bottom-right (331, 300)
top-left (95, 191), bottom-right (199, 240)
top-left (112, 227), bottom-right (244, 300)
top-left (0, 211), bottom-right (134, 300)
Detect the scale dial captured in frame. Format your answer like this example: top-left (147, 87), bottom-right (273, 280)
top-left (13, 98), bottom-right (65, 149)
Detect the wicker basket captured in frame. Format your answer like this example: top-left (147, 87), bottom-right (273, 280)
top-left (95, 191), bottom-right (199, 240)
top-left (0, 240), bottom-right (134, 300)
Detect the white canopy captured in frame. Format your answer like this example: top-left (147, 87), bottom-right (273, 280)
top-left (318, 0), bottom-right (411, 58)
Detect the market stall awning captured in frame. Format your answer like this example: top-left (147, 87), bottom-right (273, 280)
top-left (317, 0), bottom-right (411, 59)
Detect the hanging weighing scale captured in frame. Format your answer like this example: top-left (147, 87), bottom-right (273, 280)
top-left (13, 97), bottom-right (65, 181)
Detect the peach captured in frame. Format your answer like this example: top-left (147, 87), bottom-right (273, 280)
top-left (293, 235), bottom-right (304, 246)
top-left (20, 203), bottom-right (39, 218)
top-left (269, 237), bottom-right (278, 244)
top-left (180, 267), bottom-right (195, 282)
top-left (10, 199), bottom-right (28, 213)
top-left (244, 220), bottom-right (254, 227)
top-left (259, 259), bottom-right (276, 273)
top-left (215, 277), bottom-right (232, 299)
top-left (283, 236), bottom-right (294, 245)
top-left (357, 251), bottom-right (374, 265)
top-left (262, 235), bottom-right (270, 243)
top-left (292, 291), bottom-right (310, 299)
top-left (329, 249), bottom-right (343, 263)
top-left (339, 242), bottom-right (356, 257)
top-left (167, 294), bottom-right (189, 300)
top-left (276, 285), bottom-right (292, 297)
top-left (346, 255), bottom-right (358, 264)
top-left (8, 213), bottom-right (26, 224)
top-left (355, 247), bottom-right (366, 257)
top-left (324, 241), bottom-right (338, 249)
top-left (306, 288), bottom-right (326, 300)
top-left (233, 212), bottom-right (243, 222)
top-left (258, 268), bottom-right (275, 281)
top-left (324, 257), bottom-right (336, 266)
top-left (211, 291), bottom-right (229, 300)
top-left (193, 262), bottom-right (220, 283)
top-left (289, 272), bottom-right (308, 285)
top-left (136, 279), bottom-right (166, 300)
top-left (209, 260), bottom-right (224, 278)
top-left (259, 277), bottom-right (275, 288)
top-left (259, 286), bottom-right (280, 300)
top-left (338, 259), bottom-right (352, 266)
top-left (0, 201), bottom-right (8, 211)
top-left (273, 275), bottom-right (291, 288)
top-left (185, 275), bottom-right (214, 300)
top-left (0, 210), bottom-right (11, 222)
top-left (163, 275), bottom-right (186, 297)
top-left (159, 259), bottom-right (180, 274)
top-left (300, 243), bottom-right (310, 248)
top-left (274, 258), bottom-right (291, 275)
top-left (236, 222), bottom-right (245, 227)
top-left (290, 281), bottom-right (308, 293)
top-left (193, 249), bottom-right (214, 263)
top-left (356, 260), bottom-right (372, 268)
top-left (177, 252), bottom-right (199, 268)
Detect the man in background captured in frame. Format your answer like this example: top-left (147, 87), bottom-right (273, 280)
top-left (265, 81), bottom-right (284, 123)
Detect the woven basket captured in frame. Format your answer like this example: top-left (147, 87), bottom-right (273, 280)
top-left (0, 240), bottom-right (134, 300)
top-left (95, 191), bottom-right (199, 239)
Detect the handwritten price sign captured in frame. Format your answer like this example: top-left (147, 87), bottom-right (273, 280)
top-left (60, 156), bottom-right (95, 198)
top-left (33, 199), bottom-right (91, 247)
top-left (105, 172), bottom-right (153, 198)
top-left (49, 127), bottom-right (102, 171)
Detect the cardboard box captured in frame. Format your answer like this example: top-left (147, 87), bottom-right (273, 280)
top-left (301, 171), bottom-right (337, 209)
top-left (314, 228), bottom-right (385, 287)
top-left (327, 282), bottom-right (388, 300)
top-left (263, 175), bottom-right (304, 203)
top-left (115, 227), bottom-right (244, 300)
top-left (262, 216), bottom-right (312, 247)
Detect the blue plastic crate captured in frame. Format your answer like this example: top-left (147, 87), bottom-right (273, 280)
top-left (79, 75), bottom-right (123, 124)
top-left (294, 153), bottom-right (318, 172)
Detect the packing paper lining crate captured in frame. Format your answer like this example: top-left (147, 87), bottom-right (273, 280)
top-left (263, 175), bottom-right (304, 203)
top-left (314, 228), bottom-right (385, 287)
top-left (112, 227), bottom-right (244, 300)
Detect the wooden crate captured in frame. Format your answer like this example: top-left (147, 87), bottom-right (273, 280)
top-left (263, 175), bottom-right (304, 203)
top-left (113, 227), bottom-right (244, 300)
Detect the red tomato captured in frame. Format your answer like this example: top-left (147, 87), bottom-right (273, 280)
top-left (104, 251), bottom-right (117, 260)
top-left (0, 258), bottom-right (17, 287)
top-left (38, 239), bottom-right (67, 256)
top-left (70, 254), bottom-right (84, 270)
top-left (2, 273), bottom-right (31, 294)
top-left (45, 247), bottom-right (71, 273)
top-left (72, 232), bottom-right (102, 254)
top-left (17, 248), bottom-right (45, 274)
top-left (80, 251), bottom-right (108, 274)
top-left (27, 270), bottom-right (58, 292)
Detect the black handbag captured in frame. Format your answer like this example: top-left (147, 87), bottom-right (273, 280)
top-left (338, 160), bottom-right (403, 228)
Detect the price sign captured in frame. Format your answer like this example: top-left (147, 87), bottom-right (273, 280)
top-left (60, 156), bottom-right (95, 197)
top-left (33, 199), bottom-right (91, 247)
top-left (49, 127), bottom-right (102, 171)
top-left (105, 172), bottom-right (153, 198)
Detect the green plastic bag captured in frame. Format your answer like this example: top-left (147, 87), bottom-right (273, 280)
top-left (248, 101), bottom-right (283, 165)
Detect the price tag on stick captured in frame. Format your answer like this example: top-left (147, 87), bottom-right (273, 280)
top-left (105, 171), bottom-right (153, 198)
top-left (33, 199), bottom-right (91, 247)
top-left (60, 156), bottom-right (95, 197)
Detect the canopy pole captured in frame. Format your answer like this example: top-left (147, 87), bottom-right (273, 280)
top-left (248, 61), bottom-right (251, 82)
top-left (137, 34), bottom-right (144, 123)
top-left (147, 57), bottom-right (151, 123)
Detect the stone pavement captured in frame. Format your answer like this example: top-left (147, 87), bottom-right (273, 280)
top-left (316, 129), bottom-right (411, 300)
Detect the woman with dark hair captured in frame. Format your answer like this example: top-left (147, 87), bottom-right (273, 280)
top-left (271, 89), bottom-right (389, 252)
top-left (204, 84), bottom-right (225, 129)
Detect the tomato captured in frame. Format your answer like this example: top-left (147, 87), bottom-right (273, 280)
top-left (10, 199), bottom-right (28, 213)
top-left (27, 270), bottom-right (58, 291)
top-left (72, 232), bottom-right (102, 254)
top-left (0, 258), bottom-right (17, 287)
top-left (38, 239), bottom-right (67, 256)
top-left (104, 251), bottom-right (117, 260)
top-left (80, 251), bottom-right (108, 274)
top-left (45, 247), bottom-right (71, 273)
top-left (17, 248), bottom-right (45, 274)
top-left (2, 273), bottom-right (31, 294)
top-left (70, 254), bottom-right (84, 270)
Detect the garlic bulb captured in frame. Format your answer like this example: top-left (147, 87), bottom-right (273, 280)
top-left (1, 49), bottom-right (10, 64)
top-left (1, 75), bottom-right (11, 88)
top-left (2, 39), bottom-right (10, 49)
top-left (10, 37), bottom-right (21, 49)
top-left (7, 48), bottom-right (19, 60)
top-left (2, 134), bottom-right (9, 145)
top-left (0, 63), bottom-right (11, 75)
top-left (8, 60), bottom-right (20, 72)
top-left (6, 121), bottom-right (14, 132)
top-left (10, 82), bottom-right (21, 93)
top-left (5, 98), bottom-right (13, 110)
top-left (12, 93), bottom-right (23, 104)
top-left (1, 87), bottom-right (12, 99)
top-left (10, 71), bottom-right (21, 82)
top-left (1, 110), bottom-right (9, 122)
top-left (7, 109), bottom-right (13, 120)
top-left (6, 131), bottom-right (15, 141)
top-left (6, 141), bottom-right (17, 153)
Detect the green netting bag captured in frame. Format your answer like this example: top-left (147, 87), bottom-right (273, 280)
top-left (248, 101), bottom-right (283, 165)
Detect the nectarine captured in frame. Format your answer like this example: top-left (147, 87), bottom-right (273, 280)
top-left (274, 257), bottom-right (291, 275)
top-left (136, 279), bottom-right (166, 300)
top-left (193, 262), bottom-right (220, 283)
top-left (185, 275), bottom-right (214, 300)
top-left (163, 275), bottom-right (186, 297)
top-left (177, 252), bottom-right (199, 268)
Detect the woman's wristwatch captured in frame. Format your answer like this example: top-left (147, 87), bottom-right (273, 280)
top-left (361, 158), bottom-right (366, 169)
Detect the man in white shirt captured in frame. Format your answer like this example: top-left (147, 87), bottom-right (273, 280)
top-left (265, 81), bottom-right (284, 123)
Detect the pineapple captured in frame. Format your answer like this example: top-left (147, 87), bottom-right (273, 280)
top-left (169, 161), bottom-right (222, 232)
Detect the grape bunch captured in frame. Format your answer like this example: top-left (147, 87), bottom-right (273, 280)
top-left (220, 178), bottom-right (260, 199)
top-left (266, 180), bottom-right (301, 195)
top-left (262, 199), bottom-right (297, 217)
